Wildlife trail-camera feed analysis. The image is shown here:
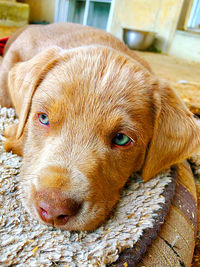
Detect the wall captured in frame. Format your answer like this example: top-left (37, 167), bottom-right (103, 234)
top-left (107, 0), bottom-right (184, 52)
top-left (19, 0), bottom-right (56, 23)
top-left (168, 30), bottom-right (200, 62)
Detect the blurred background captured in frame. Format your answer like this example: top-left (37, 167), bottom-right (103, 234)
top-left (0, 0), bottom-right (200, 62)
top-left (1, 0), bottom-right (198, 114)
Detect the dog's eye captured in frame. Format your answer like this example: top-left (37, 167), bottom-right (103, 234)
top-left (38, 113), bottom-right (49, 126)
top-left (112, 133), bottom-right (132, 147)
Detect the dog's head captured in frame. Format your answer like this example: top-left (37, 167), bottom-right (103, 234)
top-left (8, 46), bottom-right (200, 230)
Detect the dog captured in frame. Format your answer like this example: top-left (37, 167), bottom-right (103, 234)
top-left (0, 23), bottom-right (199, 231)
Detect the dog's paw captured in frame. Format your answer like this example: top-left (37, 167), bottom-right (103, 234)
top-left (3, 123), bottom-right (18, 138)
top-left (3, 124), bottom-right (23, 156)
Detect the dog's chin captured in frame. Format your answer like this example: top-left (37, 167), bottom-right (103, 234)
top-left (22, 196), bottom-right (109, 231)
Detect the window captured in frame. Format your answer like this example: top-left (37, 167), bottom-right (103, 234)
top-left (187, 0), bottom-right (200, 32)
top-left (180, 0), bottom-right (200, 32)
top-left (54, 0), bottom-right (112, 30)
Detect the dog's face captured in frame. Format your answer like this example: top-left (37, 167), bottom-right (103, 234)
top-left (8, 46), bottom-right (200, 230)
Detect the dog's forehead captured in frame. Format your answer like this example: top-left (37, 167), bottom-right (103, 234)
top-left (32, 47), bottom-right (154, 133)
top-left (34, 47), bottom-right (152, 105)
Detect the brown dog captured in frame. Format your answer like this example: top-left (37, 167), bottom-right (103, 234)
top-left (0, 23), bottom-right (199, 231)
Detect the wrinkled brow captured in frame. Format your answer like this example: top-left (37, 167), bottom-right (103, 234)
top-left (95, 107), bottom-right (143, 142)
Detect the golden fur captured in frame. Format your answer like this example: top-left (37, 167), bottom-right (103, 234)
top-left (0, 23), bottom-right (199, 230)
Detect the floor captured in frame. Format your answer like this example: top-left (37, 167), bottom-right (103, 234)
top-left (137, 51), bottom-right (200, 115)
top-left (138, 51), bottom-right (200, 266)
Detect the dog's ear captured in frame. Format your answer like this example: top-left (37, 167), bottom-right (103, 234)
top-left (142, 79), bottom-right (200, 181)
top-left (8, 46), bottom-right (64, 139)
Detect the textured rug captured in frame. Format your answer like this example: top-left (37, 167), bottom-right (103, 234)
top-left (0, 106), bottom-right (176, 266)
top-left (190, 152), bottom-right (200, 266)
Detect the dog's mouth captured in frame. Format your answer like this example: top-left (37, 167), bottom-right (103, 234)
top-left (27, 197), bottom-right (106, 231)
top-left (20, 179), bottom-right (114, 231)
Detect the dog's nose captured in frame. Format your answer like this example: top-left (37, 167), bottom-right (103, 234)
top-left (35, 189), bottom-right (80, 226)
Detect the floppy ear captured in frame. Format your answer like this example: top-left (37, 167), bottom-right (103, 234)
top-left (142, 79), bottom-right (200, 181)
top-left (8, 46), bottom-right (64, 139)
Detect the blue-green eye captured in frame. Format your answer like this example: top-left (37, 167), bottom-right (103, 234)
top-left (38, 113), bottom-right (49, 126)
top-left (112, 133), bottom-right (132, 147)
